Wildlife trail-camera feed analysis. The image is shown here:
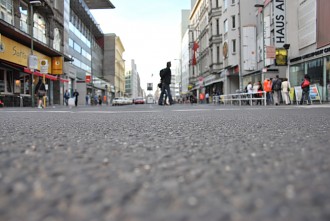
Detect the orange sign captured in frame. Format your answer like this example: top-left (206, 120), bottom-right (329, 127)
top-left (85, 75), bottom-right (91, 83)
top-left (51, 57), bottom-right (63, 75)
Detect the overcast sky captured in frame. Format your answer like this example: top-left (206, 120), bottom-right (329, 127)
top-left (91, 0), bottom-right (190, 94)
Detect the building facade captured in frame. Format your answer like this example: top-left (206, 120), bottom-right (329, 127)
top-left (0, 0), bottom-right (116, 107)
top-left (125, 59), bottom-right (141, 99)
top-left (0, 0), bottom-right (69, 107)
top-left (65, 0), bottom-right (115, 106)
top-left (287, 0), bottom-right (330, 102)
top-left (104, 34), bottom-right (125, 98)
top-left (187, 0), bottom-right (330, 104)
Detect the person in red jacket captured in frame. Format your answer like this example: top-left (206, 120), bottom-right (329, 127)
top-left (300, 75), bottom-right (311, 105)
top-left (263, 78), bottom-right (272, 105)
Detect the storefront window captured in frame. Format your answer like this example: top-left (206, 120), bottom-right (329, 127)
top-left (6, 70), bottom-right (13, 93)
top-left (20, 73), bottom-right (30, 95)
top-left (289, 63), bottom-right (305, 86)
top-left (326, 56), bottom-right (330, 101)
top-left (0, 69), bottom-right (14, 93)
top-left (0, 69), bottom-right (4, 93)
top-left (307, 58), bottom-right (323, 86)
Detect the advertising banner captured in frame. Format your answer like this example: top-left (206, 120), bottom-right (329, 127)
top-left (309, 84), bottom-right (322, 103)
top-left (294, 84), bottom-right (322, 105)
top-left (294, 86), bottom-right (302, 105)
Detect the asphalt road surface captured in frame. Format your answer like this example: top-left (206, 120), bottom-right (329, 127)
top-left (0, 104), bottom-right (330, 221)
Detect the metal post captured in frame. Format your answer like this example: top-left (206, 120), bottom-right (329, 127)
top-left (30, 3), bottom-right (35, 107)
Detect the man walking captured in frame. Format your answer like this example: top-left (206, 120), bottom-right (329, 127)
top-left (64, 90), bottom-right (70, 106)
top-left (272, 75), bottom-right (282, 106)
top-left (158, 62), bottom-right (174, 105)
top-left (73, 89), bottom-right (79, 107)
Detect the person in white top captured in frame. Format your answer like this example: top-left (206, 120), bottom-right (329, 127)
top-left (247, 82), bottom-right (253, 94)
top-left (281, 78), bottom-right (291, 105)
top-left (246, 82), bottom-right (253, 105)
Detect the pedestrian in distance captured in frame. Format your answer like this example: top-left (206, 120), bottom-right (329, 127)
top-left (98, 95), bottom-right (102, 105)
top-left (263, 78), bottom-right (272, 105)
top-left (158, 61), bottom-right (174, 106)
top-left (64, 89), bottom-right (70, 106)
top-left (85, 93), bottom-right (90, 105)
top-left (205, 92), bottom-right (209, 104)
top-left (73, 89), bottom-right (79, 107)
top-left (281, 78), bottom-right (291, 105)
top-left (256, 81), bottom-right (263, 105)
top-left (35, 78), bottom-right (46, 109)
top-left (300, 75), bottom-right (311, 105)
top-left (246, 81), bottom-right (253, 105)
top-left (272, 75), bottom-right (282, 106)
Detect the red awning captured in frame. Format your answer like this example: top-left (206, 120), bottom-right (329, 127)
top-left (24, 68), bottom-right (68, 82)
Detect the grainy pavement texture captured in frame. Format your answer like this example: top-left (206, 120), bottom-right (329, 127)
top-left (0, 104), bottom-right (330, 221)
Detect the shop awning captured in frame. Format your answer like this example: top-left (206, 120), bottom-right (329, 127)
top-left (204, 78), bottom-right (223, 87)
top-left (24, 68), bottom-right (69, 82)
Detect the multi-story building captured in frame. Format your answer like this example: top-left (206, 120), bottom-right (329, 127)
top-left (189, 0), bottom-right (257, 100)
top-left (103, 34), bottom-right (125, 98)
top-left (125, 59), bottom-right (141, 99)
top-left (0, 0), bottom-right (70, 107)
top-left (189, 0), bottom-right (210, 101)
top-left (287, 0), bottom-right (330, 102)
top-left (181, 29), bottom-right (190, 95)
top-left (0, 0), bottom-right (116, 107)
top-left (65, 0), bottom-right (115, 106)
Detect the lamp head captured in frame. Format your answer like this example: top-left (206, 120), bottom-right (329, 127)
top-left (283, 44), bottom-right (290, 49)
top-left (254, 4), bottom-right (264, 8)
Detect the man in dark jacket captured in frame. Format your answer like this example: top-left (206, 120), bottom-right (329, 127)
top-left (73, 89), bottom-right (79, 107)
top-left (272, 75), bottom-right (282, 105)
top-left (158, 62), bottom-right (174, 105)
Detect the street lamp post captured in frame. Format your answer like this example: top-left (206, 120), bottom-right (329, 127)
top-left (174, 59), bottom-right (182, 96)
top-left (28, 0), bottom-right (41, 107)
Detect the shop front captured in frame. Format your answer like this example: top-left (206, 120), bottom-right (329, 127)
top-left (0, 34), bottom-right (66, 107)
top-left (290, 46), bottom-right (330, 102)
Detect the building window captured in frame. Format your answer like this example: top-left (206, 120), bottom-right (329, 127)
top-left (216, 46), bottom-right (220, 63)
top-left (216, 19), bottom-right (219, 35)
top-left (232, 0), bottom-right (235, 4)
top-left (223, 0), bottom-right (228, 11)
top-left (33, 13), bottom-right (46, 44)
top-left (232, 39), bottom-right (236, 53)
top-left (224, 19), bottom-right (228, 33)
top-left (232, 15), bottom-right (236, 29)
top-left (216, 0), bottom-right (219, 8)
top-left (53, 28), bottom-right (61, 51)
top-left (69, 38), bottom-right (73, 48)
top-left (73, 42), bottom-right (81, 53)
top-left (0, 0), bottom-right (13, 24)
top-left (289, 63), bottom-right (305, 87)
top-left (19, 1), bottom-right (28, 33)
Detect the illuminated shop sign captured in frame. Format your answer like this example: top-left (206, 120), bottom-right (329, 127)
top-left (290, 46), bottom-right (330, 63)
